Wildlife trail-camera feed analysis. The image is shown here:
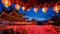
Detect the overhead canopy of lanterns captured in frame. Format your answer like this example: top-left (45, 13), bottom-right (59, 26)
top-left (1, 0), bottom-right (60, 13)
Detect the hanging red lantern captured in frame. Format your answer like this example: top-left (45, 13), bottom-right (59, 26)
top-left (22, 6), bottom-right (26, 11)
top-left (53, 5), bottom-right (59, 13)
top-left (42, 7), bottom-right (47, 13)
top-left (2, 0), bottom-right (11, 8)
top-left (34, 7), bottom-right (38, 13)
top-left (58, 5), bottom-right (60, 10)
top-left (15, 4), bottom-right (20, 10)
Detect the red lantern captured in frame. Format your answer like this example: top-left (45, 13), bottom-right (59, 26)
top-left (53, 5), bottom-right (59, 13)
top-left (15, 4), bottom-right (20, 10)
top-left (42, 7), bottom-right (47, 13)
top-left (22, 6), bottom-right (26, 11)
top-left (2, 0), bottom-right (11, 8)
top-left (34, 7), bottom-right (38, 13)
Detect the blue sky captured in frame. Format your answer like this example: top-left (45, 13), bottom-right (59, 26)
top-left (0, 0), bottom-right (60, 21)
top-left (18, 6), bottom-right (56, 21)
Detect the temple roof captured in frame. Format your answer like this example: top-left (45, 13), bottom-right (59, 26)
top-left (0, 11), bottom-right (26, 22)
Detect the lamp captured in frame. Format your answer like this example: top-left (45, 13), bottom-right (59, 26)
top-left (42, 7), bottom-right (47, 13)
top-left (2, 0), bottom-right (11, 8)
top-left (15, 4), bottom-right (20, 10)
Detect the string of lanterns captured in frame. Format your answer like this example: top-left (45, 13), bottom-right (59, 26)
top-left (1, 0), bottom-right (60, 13)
